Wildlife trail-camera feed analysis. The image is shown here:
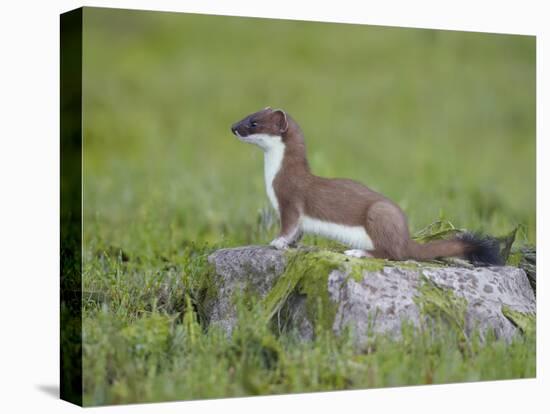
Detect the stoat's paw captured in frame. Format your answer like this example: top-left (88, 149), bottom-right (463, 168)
top-left (344, 249), bottom-right (371, 258)
top-left (270, 237), bottom-right (289, 250)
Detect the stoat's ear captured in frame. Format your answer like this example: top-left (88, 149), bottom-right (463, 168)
top-left (273, 109), bottom-right (288, 134)
top-left (263, 106), bottom-right (272, 111)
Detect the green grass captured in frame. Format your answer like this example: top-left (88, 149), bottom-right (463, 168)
top-left (81, 8), bottom-right (536, 406)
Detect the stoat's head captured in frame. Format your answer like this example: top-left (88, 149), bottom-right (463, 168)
top-left (230, 107), bottom-right (288, 151)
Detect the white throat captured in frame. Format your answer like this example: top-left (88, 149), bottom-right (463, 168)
top-left (258, 134), bottom-right (285, 212)
top-left (237, 132), bottom-right (285, 212)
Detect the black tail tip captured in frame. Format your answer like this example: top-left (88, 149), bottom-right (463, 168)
top-left (458, 232), bottom-right (504, 266)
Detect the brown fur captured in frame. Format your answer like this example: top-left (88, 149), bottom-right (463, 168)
top-left (231, 108), bottom-right (472, 261)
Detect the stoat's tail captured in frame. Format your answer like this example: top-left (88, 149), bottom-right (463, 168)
top-left (406, 232), bottom-right (503, 266)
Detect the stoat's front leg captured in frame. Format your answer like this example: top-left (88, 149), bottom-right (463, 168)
top-left (270, 206), bottom-right (301, 249)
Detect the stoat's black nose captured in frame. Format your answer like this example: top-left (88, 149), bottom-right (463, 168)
top-left (231, 123), bottom-right (241, 135)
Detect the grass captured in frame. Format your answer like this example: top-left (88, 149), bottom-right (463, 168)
top-left (83, 274), bottom-right (535, 404)
top-left (80, 7), bottom-right (536, 406)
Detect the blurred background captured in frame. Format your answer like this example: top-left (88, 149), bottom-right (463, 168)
top-left (80, 8), bottom-right (536, 405)
top-left (83, 7), bottom-right (535, 257)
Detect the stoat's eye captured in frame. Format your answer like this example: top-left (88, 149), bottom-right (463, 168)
top-left (250, 121), bottom-right (258, 127)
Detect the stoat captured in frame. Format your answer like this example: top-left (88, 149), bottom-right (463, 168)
top-left (230, 107), bottom-right (502, 265)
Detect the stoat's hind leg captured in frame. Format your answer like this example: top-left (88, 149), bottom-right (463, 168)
top-left (344, 249), bottom-right (373, 258)
top-left (365, 201), bottom-right (410, 261)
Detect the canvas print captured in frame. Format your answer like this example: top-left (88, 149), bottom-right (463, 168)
top-left (60, 7), bottom-right (536, 407)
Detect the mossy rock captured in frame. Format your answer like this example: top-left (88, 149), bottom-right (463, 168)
top-left (208, 246), bottom-right (536, 345)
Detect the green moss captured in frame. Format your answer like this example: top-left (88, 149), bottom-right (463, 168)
top-left (262, 250), bottom-right (343, 330)
top-left (261, 249), bottom-right (433, 335)
top-left (502, 306), bottom-right (536, 335)
top-left (344, 256), bottom-right (387, 282)
top-left (414, 275), bottom-right (469, 341)
top-left (347, 256), bottom-right (444, 282)
top-left (506, 251), bottom-right (523, 266)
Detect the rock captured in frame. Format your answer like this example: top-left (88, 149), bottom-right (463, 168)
top-left (207, 246), bottom-right (536, 344)
top-left (207, 246), bottom-right (286, 334)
